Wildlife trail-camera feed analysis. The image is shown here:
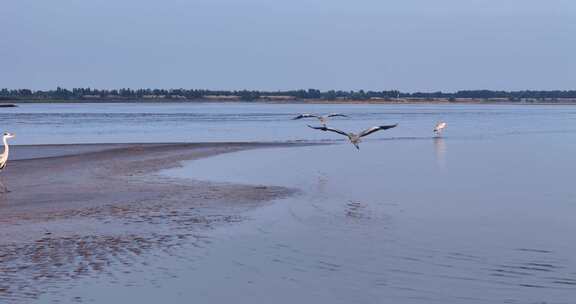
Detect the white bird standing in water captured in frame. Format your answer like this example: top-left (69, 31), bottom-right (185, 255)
top-left (433, 121), bottom-right (447, 136)
top-left (308, 124), bottom-right (397, 150)
top-left (292, 113), bottom-right (348, 126)
top-left (0, 132), bottom-right (16, 192)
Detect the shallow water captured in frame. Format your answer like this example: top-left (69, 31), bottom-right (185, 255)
top-left (32, 103), bottom-right (576, 303)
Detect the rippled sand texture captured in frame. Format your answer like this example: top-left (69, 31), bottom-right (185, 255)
top-left (0, 143), bottom-right (299, 302)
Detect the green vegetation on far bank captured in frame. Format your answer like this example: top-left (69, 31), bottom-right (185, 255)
top-left (3, 87), bottom-right (576, 103)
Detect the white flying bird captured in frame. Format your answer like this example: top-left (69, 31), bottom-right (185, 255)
top-left (0, 132), bottom-right (16, 193)
top-left (293, 113), bottom-right (348, 126)
top-left (308, 124), bottom-right (397, 150)
top-left (433, 121), bottom-right (447, 136)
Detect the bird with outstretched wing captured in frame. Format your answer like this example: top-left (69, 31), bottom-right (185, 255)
top-left (292, 113), bottom-right (348, 126)
top-left (307, 124), bottom-right (397, 150)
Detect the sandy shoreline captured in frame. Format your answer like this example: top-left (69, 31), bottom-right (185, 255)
top-left (0, 142), bottom-right (309, 302)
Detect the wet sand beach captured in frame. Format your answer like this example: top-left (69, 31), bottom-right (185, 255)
top-left (0, 142), bottom-right (306, 302)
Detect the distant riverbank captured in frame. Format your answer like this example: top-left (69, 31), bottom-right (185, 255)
top-left (5, 88), bottom-right (576, 105)
top-left (3, 97), bottom-right (576, 105)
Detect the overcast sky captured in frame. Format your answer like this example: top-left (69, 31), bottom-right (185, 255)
top-left (1, 0), bottom-right (575, 91)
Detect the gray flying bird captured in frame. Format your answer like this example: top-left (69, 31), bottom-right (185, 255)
top-left (308, 124), bottom-right (397, 150)
top-left (293, 113), bottom-right (348, 126)
top-left (0, 132), bottom-right (16, 193)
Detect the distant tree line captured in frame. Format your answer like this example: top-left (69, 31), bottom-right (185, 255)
top-left (2, 87), bottom-right (576, 101)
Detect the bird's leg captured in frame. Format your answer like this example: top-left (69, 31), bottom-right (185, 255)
top-left (351, 137), bottom-right (360, 150)
top-left (0, 179), bottom-right (7, 194)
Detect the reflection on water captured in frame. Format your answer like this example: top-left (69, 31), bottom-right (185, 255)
top-left (315, 171), bottom-right (329, 194)
top-left (433, 137), bottom-right (447, 169)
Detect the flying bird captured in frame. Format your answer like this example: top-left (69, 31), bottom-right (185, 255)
top-left (0, 132), bottom-right (16, 192)
top-left (293, 113), bottom-right (348, 126)
top-left (308, 124), bottom-right (397, 150)
top-left (433, 121), bottom-right (447, 136)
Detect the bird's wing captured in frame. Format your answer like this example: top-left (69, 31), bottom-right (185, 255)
top-left (307, 125), bottom-right (349, 137)
top-left (359, 124), bottom-right (398, 138)
top-left (433, 122), bottom-right (446, 131)
top-left (293, 113), bottom-right (319, 120)
top-left (327, 113), bottom-right (349, 118)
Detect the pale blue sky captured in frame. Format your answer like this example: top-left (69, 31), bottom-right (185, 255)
top-left (1, 0), bottom-right (575, 91)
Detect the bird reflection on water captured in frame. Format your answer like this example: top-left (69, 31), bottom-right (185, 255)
top-left (434, 136), bottom-right (447, 169)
